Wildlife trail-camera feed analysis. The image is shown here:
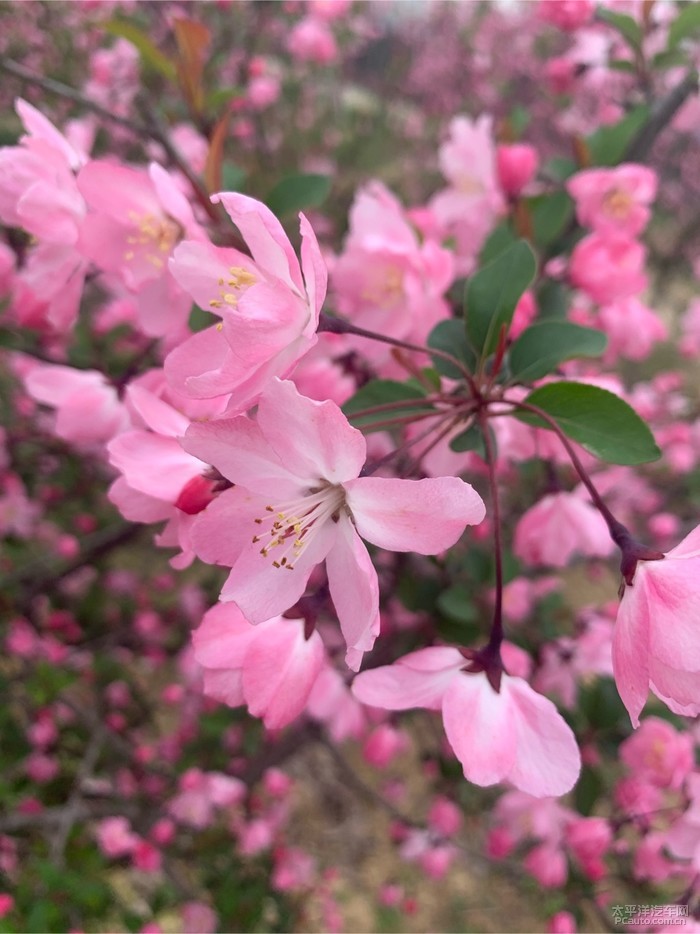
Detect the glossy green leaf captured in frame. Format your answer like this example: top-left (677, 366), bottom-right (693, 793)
top-left (465, 239), bottom-right (537, 359)
top-left (597, 8), bottom-right (643, 52)
top-left (668, 2), bottom-right (700, 47)
top-left (427, 319), bottom-right (476, 378)
top-left (449, 423), bottom-right (484, 455)
top-left (509, 321), bottom-right (607, 383)
top-left (530, 190), bottom-right (574, 248)
top-left (342, 380), bottom-right (433, 431)
top-left (105, 20), bottom-right (176, 79)
top-left (266, 173), bottom-right (331, 217)
top-left (516, 381), bottom-right (661, 464)
top-left (586, 105), bottom-right (649, 166)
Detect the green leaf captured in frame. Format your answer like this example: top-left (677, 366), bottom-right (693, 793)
top-left (574, 765), bottom-right (604, 816)
top-left (651, 48), bottom-right (690, 69)
top-left (516, 381), bottom-right (661, 465)
top-left (536, 279), bottom-right (570, 319)
top-left (530, 190), bottom-right (574, 249)
top-left (221, 162), bottom-right (247, 192)
top-left (586, 105), bottom-right (649, 166)
top-left (509, 322), bottom-right (607, 383)
top-left (596, 8), bottom-right (643, 52)
top-left (465, 239), bottom-right (537, 359)
top-left (437, 583), bottom-right (478, 624)
top-left (608, 58), bottom-right (637, 74)
top-left (105, 19), bottom-right (176, 79)
top-left (427, 319), bottom-right (476, 378)
top-left (478, 222), bottom-right (517, 265)
top-left (544, 157), bottom-right (578, 182)
top-left (668, 2), bottom-right (700, 48)
top-left (266, 173), bottom-right (331, 217)
top-left (188, 303), bottom-right (214, 332)
top-left (342, 380), bottom-right (433, 431)
top-left (449, 423), bottom-right (484, 455)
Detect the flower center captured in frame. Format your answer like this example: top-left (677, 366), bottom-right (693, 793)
top-left (603, 188), bottom-right (633, 220)
top-left (251, 482), bottom-right (346, 569)
top-left (124, 211), bottom-right (181, 269)
top-left (209, 266), bottom-right (258, 310)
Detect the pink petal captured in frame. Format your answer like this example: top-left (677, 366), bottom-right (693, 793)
top-left (78, 160), bottom-right (159, 219)
top-left (192, 602), bottom-right (261, 669)
top-left (242, 620), bottom-right (325, 729)
top-left (190, 486), bottom-right (269, 568)
top-left (345, 476), bottom-right (485, 554)
top-left (325, 517), bottom-right (379, 671)
top-left (352, 650), bottom-right (460, 711)
top-left (202, 668), bottom-right (245, 707)
top-left (164, 326), bottom-right (245, 399)
top-left (183, 415), bottom-right (304, 498)
top-left (256, 380), bottom-right (366, 485)
top-left (299, 212), bottom-right (327, 326)
top-left (668, 524), bottom-right (700, 558)
top-left (213, 192), bottom-right (304, 294)
top-left (169, 240), bottom-right (256, 314)
top-left (643, 561), bottom-right (700, 671)
top-left (108, 477), bottom-right (172, 524)
top-left (108, 431), bottom-right (201, 502)
top-left (507, 678), bottom-right (581, 797)
top-left (127, 385), bottom-right (190, 438)
top-left (221, 515), bottom-right (337, 623)
top-left (442, 674), bottom-right (516, 786)
top-left (612, 579), bottom-right (651, 727)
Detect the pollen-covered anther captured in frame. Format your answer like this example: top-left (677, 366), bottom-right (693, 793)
top-left (251, 483), bottom-right (347, 569)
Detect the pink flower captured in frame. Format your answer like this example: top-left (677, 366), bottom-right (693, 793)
top-left (564, 816), bottom-right (611, 881)
top-left (352, 647), bottom-right (580, 797)
top-left (548, 911), bottom-right (577, 934)
top-left (524, 842), bottom-right (568, 887)
top-left (496, 144), bottom-right (539, 198)
top-left (513, 491), bottom-right (613, 568)
top-left (538, 0), bottom-right (594, 31)
top-left (166, 194), bottom-right (326, 412)
top-left (96, 817), bottom-right (138, 858)
top-left (598, 298), bottom-right (667, 363)
top-left (567, 165), bottom-right (657, 237)
top-left (287, 16), bottom-right (337, 64)
top-left (184, 379), bottom-right (485, 668)
top-left (192, 603), bottom-right (325, 729)
top-left (613, 525), bottom-right (700, 726)
top-left (569, 233), bottom-right (647, 305)
top-left (180, 902), bottom-right (217, 934)
top-left (620, 717), bottom-right (694, 790)
top-left (24, 363), bottom-right (129, 447)
top-left (332, 181), bottom-right (454, 374)
top-left (77, 161), bottom-right (202, 338)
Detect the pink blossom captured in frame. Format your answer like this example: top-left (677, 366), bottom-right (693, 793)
top-left (184, 379), bottom-right (484, 669)
top-left (496, 143), bottom-right (539, 198)
top-left (619, 717), bottom-right (694, 790)
top-left (524, 842), bottom-right (568, 886)
top-left (96, 816), bottom-right (138, 858)
top-left (613, 525), bottom-right (700, 726)
top-left (362, 724), bottom-right (409, 769)
top-left (548, 912), bottom-right (577, 934)
top-left (77, 161), bottom-right (202, 338)
top-left (597, 298), bottom-right (667, 362)
top-left (192, 603), bottom-right (325, 729)
top-left (332, 181), bottom-right (454, 373)
top-left (24, 363), bottom-right (129, 447)
top-left (538, 0), bottom-right (594, 30)
top-left (565, 816), bottom-right (611, 880)
top-left (0, 895), bottom-right (13, 920)
top-left (180, 902), bottom-right (217, 934)
top-left (569, 233), bottom-right (647, 305)
top-left (272, 847), bottom-right (316, 891)
top-left (131, 839), bottom-right (161, 873)
top-left (666, 774), bottom-right (700, 871)
top-left (166, 194), bottom-right (326, 412)
top-left (513, 491), bottom-right (613, 568)
top-left (247, 74), bottom-right (281, 110)
top-left (427, 797), bottom-right (463, 837)
top-left (567, 165), bottom-right (657, 237)
top-left (306, 665), bottom-right (367, 741)
top-left (352, 647), bottom-right (580, 797)
top-left (287, 16), bottom-right (337, 64)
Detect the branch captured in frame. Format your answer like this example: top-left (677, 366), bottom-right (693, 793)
top-left (625, 68), bottom-right (699, 163)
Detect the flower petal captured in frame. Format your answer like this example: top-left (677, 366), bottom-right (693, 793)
top-left (507, 678), bottom-right (581, 797)
top-left (613, 577), bottom-right (651, 728)
top-left (345, 476), bottom-right (485, 554)
top-left (441, 674), bottom-right (516, 786)
top-left (326, 517), bottom-right (380, 671)
top-left (256, 379), bottom-right (366, 485)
